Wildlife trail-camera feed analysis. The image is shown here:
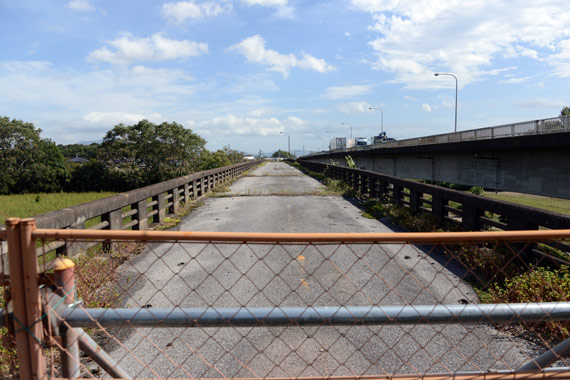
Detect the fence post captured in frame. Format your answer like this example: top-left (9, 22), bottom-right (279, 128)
top-left (183, 183), bottom-right (190, 204)
top-left (154, 193), bottom-right (166, 224)
top-left (54, 258), bottom-right (80, 378)
top-left (192, 179), bottom-right (198, 199)
top-left (462, 204), bottom-right (482, 230)
top-left (6, 218), bottom-right (47, 380)
top-left (200, 175), bottom-right (206, 196)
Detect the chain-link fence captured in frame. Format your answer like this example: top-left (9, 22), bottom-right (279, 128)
top-left (3, 221), bottom-right (570, 379)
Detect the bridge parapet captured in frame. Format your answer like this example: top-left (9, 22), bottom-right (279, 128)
top-left (1, 160), bottom-right (259, 260)
top-left (298, 160), bottom-right (570, 262)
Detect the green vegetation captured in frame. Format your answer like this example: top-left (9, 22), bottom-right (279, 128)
top-left (271, 149), bottom-right (295, 159)
top-left (0, 116), bottom-right (245, 195)
top-left (0, 192), bottom-right (116, 222)
top-left (483, 192), bottom-right (570, 215)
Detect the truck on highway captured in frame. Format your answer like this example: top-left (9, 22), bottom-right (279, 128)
top-left (372, 131), bottom-right (396, 144)
top-left (347, 137), bottom-right (369, 148)
top-left (329, 137), bottom-right (346, 151)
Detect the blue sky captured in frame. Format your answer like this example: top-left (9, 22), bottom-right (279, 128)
top-left (1, 0), bottom-right (569, 154)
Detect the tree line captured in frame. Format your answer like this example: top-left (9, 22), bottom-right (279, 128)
top-left (0, 116), bottom-right (244, 194)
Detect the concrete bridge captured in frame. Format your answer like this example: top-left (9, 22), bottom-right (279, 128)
top-left (305, 116), bottom-right (570, 199)
top-left (108, 161), bottom-right (536, 377)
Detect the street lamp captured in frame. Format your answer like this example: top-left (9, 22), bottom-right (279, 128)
top-left (368, 107), bottom-right (384, 133)
top-left (434, 73), bottom-right (458, 133)
top-left (341, 122), bottom-right (353, 139)
top-left (280, 131), bottom-right (290, 154)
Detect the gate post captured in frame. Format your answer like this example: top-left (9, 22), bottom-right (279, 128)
top-left (6, 218), bottom-right (47, 380)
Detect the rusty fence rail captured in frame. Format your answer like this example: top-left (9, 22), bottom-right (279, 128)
top-left (3, 222), bottom-right (570, 379)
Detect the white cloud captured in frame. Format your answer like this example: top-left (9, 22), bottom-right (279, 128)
top-left (88, 33), bottom-right (208, 65)
top-left (323, 84), bottom-right (374, 100)
top-left (339, 101), bottom-right (372, 113)
top-left (498, 76), bottom-right (533, 84)
top-left (548, 39), bottom-right (570, 77)
top-left (162, 1), bottom-right (231, 23)
top-left (194, 115), bottom-right (283, 136)
top-left (66, 0), bottom-right (94, 11)
top-left (240, 0), bottom-right (288, 6)
top-left (404, 95), bottom-right (418, 101)
top-left (83, 111), bottom-right (163, 125)
top-left (352, 0), bottom-right (570, 87)
top-left (422, 103), bottom-right (432, 112)
top-left (228, 35), bottom-right (335, 77)
top-left (0, 61), bottom-right (199, 143)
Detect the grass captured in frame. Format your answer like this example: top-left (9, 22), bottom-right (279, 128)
top-left (483, 192), bottom-right (570, 215)
top-left (0, 192), bottom-right (116, 223)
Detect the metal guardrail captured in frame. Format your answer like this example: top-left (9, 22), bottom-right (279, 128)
top-left (3, 223), bottom-right (570, 378)
top-left (311, 115), bottom-right (570, 155)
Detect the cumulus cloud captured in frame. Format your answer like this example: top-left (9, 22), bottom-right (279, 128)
top-left (88, 33), bottom-right (208, 65)
top-left (339, 101), bottom-right (372, 113)
top-left (66, 0), bottom-right (94, 11)
top-left (194, 115), bottom-right (283, 136)
top-left (162, 1), bottom-right (231, 23)
top-left (351, 0), bottom-right (570, 87)
top-left (422, 103), bottom-right (432, 112)
top-left (323, 84), bottom-right (374, 99)
top-left (228, 35), bottom-right (335, 77)
top-left (0, 61), bottom-right (199, 143)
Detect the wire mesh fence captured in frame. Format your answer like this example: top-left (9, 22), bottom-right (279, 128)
top-left (4, 225), bottom-right (570, 379)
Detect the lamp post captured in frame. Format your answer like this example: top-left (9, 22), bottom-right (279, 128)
top-left (280, 131), bottom-right (290, 155)
top-left (368, 107), bottom-right (384, 133)
top-left (341, 123), bottom-right (353, 139)
top-left (434, 73), bottom-right (458, 133)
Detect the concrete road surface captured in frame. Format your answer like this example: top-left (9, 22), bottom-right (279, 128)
top-left (105, 161), bottom-right (535, 378)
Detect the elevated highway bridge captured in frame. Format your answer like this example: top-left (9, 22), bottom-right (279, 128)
top-left (305, 115), bottom-right (570, 199)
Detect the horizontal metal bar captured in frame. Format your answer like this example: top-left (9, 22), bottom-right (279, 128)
top-left (30, 228), bottom-right (570, 243)
top-left (59, 302), bottom-right (570, 328)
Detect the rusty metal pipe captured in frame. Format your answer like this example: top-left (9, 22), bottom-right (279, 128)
top-left (32, 228), bottom-right (570, 243)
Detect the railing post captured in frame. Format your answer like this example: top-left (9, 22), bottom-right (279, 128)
top-left (200, 175), bottom-right (206, 196)
top-left (6, 218), bottom-right (47, 380)
top-left (102, 209), bottom-right (122, 230)
top-left (431, 196), bottom-right (448, 223)
top-left (370, 178), bottom-right (378, 198)
top-left (134, 200), bottom-right (148, 230)
top-left (409, 188), bottom-right (421, 212)
top-left (192, 179), bottom-right (198, 199)
top-left (154, 193), bottom-right (166, 224)
top-left (183, 183), bottom-right (190, 204)
top-left (393, 184), bottom-right (403, 204)
top-left (170, 188), bottom-right (180, 213)
top-left (462, 204), bottom-right (482, 230)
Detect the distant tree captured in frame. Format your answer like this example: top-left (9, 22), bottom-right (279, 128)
top-left (272, 149), bottom-right (295, 159)
top-left (200, 150), bottom-right (232, 170)
top-left (59, 143), bottom-right (100, 160)
top-left (0, 116), bottom-right (69, 194)
top-left (561, 106), bottom-right (570, 117)
top-left (222, 146), bottom-right (245, 164)
top-left (98, 120), bottom-right (206, 189)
